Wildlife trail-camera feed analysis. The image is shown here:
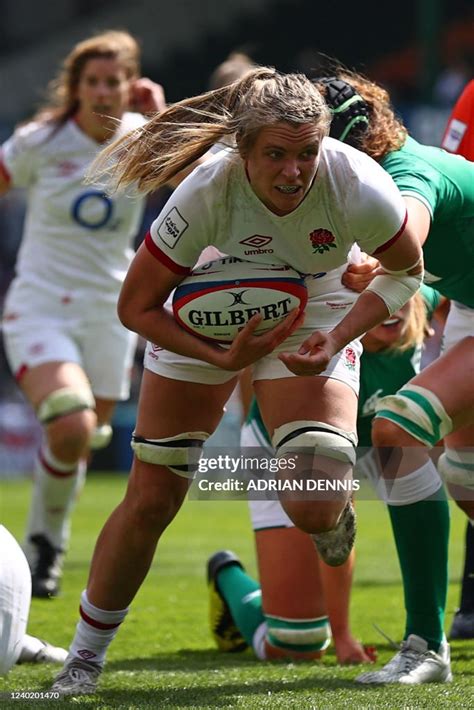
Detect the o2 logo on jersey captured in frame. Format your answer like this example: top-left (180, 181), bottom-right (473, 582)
top-left (71, 190), bottom-right (114, 230)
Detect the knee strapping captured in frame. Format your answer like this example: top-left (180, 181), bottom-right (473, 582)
top-left (266, 614), bottom-right (331, 654)
top-left (438, 448), bottom-right (474, 490)
top-left (90, 424), bottom-right (113, 450)
top-left (374, 384), bottom-right (452, 447)
top-left (272, 420), bottom-right (357, 466)
top-left (131, 431), bottom-right (210, 477)
top-left (36, 387), bottom-right (95, 425)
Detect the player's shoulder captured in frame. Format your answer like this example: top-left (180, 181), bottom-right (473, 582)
top-left (195, 147), bottom-right (236, 178)
top-left (321, 136), bottom-right (386, 179)
top-left (321, 137), bottom-right (397, 200)
top-left (8, 119), bottom-right (56, 149)
top-left (179, 148), bottom-right (237, 196)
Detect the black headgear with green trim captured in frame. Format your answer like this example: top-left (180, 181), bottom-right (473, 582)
top-left (318, 77), bottom-right (370, 148)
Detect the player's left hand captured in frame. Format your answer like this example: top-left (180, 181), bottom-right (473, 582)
top-left (278, 330), bottom-right (338, 376)
top-left (130, 78), bottom-right (167, 114)
top-left (342, 255), bottom-right (380, 293)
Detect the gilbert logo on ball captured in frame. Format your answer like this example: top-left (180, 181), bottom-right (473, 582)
top-left (172, 256), bottom-right (307, 343)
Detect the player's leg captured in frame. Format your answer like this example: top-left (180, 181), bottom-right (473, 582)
top-left (255, 524), bottom-right (331, 660)
top-left (207, 510), bottom-right (330, 661)
top-left (255, 374), bottom-right (358, 567)
top-left (19, 361), bottom-right (97, 598)
top-left (444, 424), bottom-right (474, 639)
top-left (318, 550), bottom-right (375, 664)
top-left (52, 368), bottom-right (237, 694)
top-left (3, 286), bottom-right (102, 597)
top-left (209, 415), bottom-right (370, 663)
top-left (357, 342), bottom-right (474, 684)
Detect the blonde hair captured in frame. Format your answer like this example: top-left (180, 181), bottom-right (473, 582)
top-left (317, 70), bottom-right (407, 161)
top-left (387, 291), bottom-right (428, 352)
top-left (90, 66), bottom-right (331, 193)
top-left (32, 30), bottom-right (140, 126)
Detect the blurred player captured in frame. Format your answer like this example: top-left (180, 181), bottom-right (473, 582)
top-left (318, 71), bottom-right (474, 684)
top-left (0, 525), bottom-right (67, 675)
top-left (441, 78), bottom-right (474, 640)
top-left (442, 79), bottom-right (474, 158)
top-left (0, 30), bottom-right (166, 598)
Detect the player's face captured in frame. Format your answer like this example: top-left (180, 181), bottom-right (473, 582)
top-left (362, 301), bottom-right (412, 351)
top-left (244, 123), bottom-right (322, 216)
top-left (75, 57), bottom-right (131, 126)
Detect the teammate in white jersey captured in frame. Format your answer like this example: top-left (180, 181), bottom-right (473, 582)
top-left (0, 31), bottom-right (166, 599)
top-left (0, 525), bottom-right (68, 674)
top-left (51, 66), bottom-right (422, 695)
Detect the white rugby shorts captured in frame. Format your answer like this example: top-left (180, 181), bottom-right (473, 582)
top-left (442, 301), bottom-right (474, 352)
top-left (3, 279), bottom-right (136, 400)
top-left (241, 420), bottom-right (295, 531)
top-left (144, 267), bottom-right (362, 391)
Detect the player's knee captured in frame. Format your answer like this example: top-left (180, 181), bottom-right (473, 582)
top-left (272, 420), bottom-right (357, 468)
top-left (439, 449), bottom-right (474, 490)
top-left (280, 499), bottom-right (341, 534)
top-left (47, 409), bottom-right (96, 460)
top-left (373, 385), bottom-right (452, 448)
top-left (38, 386), bottom-right (97, 458)
top-left (90, 424), bottom-right (113, 450)
top-left (371, 417), bottom-right (404, 448)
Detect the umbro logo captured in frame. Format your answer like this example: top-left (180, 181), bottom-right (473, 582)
top-left (77, 649), bottom-right (96, 660)
top-left (239, 235), bottom-right (274, 255)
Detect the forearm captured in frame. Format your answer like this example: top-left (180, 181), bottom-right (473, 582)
top-left (329, 290), bottom-right (391, 351)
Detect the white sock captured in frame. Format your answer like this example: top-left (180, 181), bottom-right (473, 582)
top-left (377, 459), bottom-right (442, 505)
top-left (252, 621), bottom-right (268, 660)
top-left (25, 444), bottom-right (87, 551)
top-left (69, 590), bottom-right (129, 664)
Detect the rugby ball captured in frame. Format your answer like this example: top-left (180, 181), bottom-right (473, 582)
top-left (172, 256), bottom-right (307, 343)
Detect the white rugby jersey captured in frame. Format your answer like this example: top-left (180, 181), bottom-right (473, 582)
top-left (1, 113), bottom-right (146, 297)
top-left (147, 137), bottom-right (407, 279)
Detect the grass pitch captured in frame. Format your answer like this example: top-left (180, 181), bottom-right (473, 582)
top-left (0, 473), bottom-right (472, 709)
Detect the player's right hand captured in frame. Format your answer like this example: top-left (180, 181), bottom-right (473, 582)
top-left (214, 308), bottom-right (305, 371)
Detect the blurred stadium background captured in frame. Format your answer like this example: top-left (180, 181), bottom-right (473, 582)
top-left (0, 0), bottom-right (473, 474)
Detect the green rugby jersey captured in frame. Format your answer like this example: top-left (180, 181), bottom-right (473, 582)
top-left (381, 136), bottom-right (474, 306)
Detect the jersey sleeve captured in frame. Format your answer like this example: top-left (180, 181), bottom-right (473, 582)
top-left (381, 150), bottom-right (440, 220)
top-left (147, 168), bottom-right (214, 275)
top-left (350, 162), bottom-right (408, 256)
top-left (441, 80), bottom-right (474, 159)
top-left (419, 283), bottom-right (441, 318)
top-left (1, 122), bottom-right (44, 188)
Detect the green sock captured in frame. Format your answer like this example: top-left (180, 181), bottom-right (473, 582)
top-left (388, 492), bottom-right (450, 651)
top-left (217, 564), bottom-right (265, 646)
